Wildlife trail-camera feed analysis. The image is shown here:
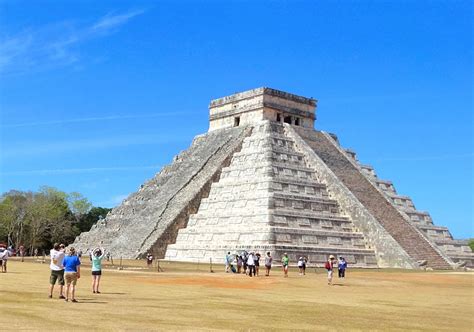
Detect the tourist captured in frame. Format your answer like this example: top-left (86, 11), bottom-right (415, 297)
top-left (298, 257), bottom-right (305, 275)
top-left (303, 256), bottom-right (308, 275)
top-left (146, 252), bottom-right (154, 268)
top-left (225, 251), bottom-right (232, 273)
top-left (281, 253), bottom-right (289, 277)
top-left (338, 256), bottom-right (347, 279)
top-left (241, 251), bottom-right (248, 274)
top-left (63, 247), bottom-right (81, 302)
top-left (49, 243), bottom-right (65, 299)
top-left (236, 254), bottom-right (243, 273)
top-left (91, 247), bottom-right (105, 293)
top-left (255, 253), bottom-right (261, 276)
top-left (247, 252), bottom-right (256, 277)
top-left (325, 255), bottom-right (335, 285)
top-left (264, 252), bottom-right (273, 276)
top-left (0, 245), bottom-right (10, 273)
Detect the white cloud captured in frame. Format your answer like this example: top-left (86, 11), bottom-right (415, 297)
top-left (2, 112), bottom-right (194, 129)
top-left (92, 10), bottom-right (146, 32)
top-left (0, 9), bottom-right (147, 76)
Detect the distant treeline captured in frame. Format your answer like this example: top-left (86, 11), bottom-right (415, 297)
top-left (0, 186), bottom-right (111, 254)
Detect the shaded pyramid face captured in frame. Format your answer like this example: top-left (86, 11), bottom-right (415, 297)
top-left (165, 121), bottom-right (378, 267)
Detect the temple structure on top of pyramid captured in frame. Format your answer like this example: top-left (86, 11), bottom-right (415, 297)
top-left (73, 87), bottom-right (473, 269)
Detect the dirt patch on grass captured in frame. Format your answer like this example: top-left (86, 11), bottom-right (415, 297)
top-left (130, 275), bottom-right (278, 289)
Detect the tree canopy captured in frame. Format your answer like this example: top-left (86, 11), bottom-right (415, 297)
top-left (0, 187), bottom-right (111, 253)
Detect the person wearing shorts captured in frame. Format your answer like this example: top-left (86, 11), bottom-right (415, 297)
top-left (63, 247), bottom-right (81, 302)
top-left (91, 247), bottom-right (105, 293)
top-left (49, 243), bottom-right (65, 299)
top-left (326, 255), bottom-right (335, 285)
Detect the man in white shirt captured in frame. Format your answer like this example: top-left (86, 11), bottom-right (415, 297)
top-left (247, 252), bottom-right (256, 277)
top-left (49, 243), bottom-right (66, 299)
top-left (0, 245), bottom-right (10, 273)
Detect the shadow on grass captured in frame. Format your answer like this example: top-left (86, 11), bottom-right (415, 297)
top-left (101, 292), bottom-right (127, 295)
top-left (78, 298), bottom-right (108, 304)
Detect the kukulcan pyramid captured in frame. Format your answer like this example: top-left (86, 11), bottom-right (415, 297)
top-left (73, 88), bottom-right (473, 269)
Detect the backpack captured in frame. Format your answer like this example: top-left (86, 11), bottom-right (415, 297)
top-left (324, 261), bottom-right (332, 270)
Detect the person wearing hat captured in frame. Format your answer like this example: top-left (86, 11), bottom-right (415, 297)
top-left (338, 256), bottom-right (347, 279)
top-left (325, 255), bottom-right (336, 285)
top-left (91, 247), bottom-right (105, 293)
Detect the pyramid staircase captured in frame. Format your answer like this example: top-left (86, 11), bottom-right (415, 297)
top-left (166, 121), bottom-right (378, 267)
top-left (294, 128), bottom-right (453, 270)
top-left (346, 150), bottom-right (474, 268)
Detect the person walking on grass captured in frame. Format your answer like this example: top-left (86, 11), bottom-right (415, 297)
top-left (0, 245), bottom-right (11, 273)
top-left (264, 252), bottom-right (273, 276)
top-left (236, 254), bottom-right (243, 273)
top-left (247, 252), bottom-right (256, 277)
top-left (281, 253), bottom-right (289, 277)
top-left (298, 257), bottom-right (305, 276)
top-left (49, 243), bottom-right (65, 299)
top-left (146, 253), bottom-right (154, 268)
top-left (225, 252), bottom-right (232, 273)
top-left (63, 247), bottom-right (81, 302)
top-left (255, 253), bottom-right (261, 276)
top-left (91, 247), bottom-right (105, 294)
top-left (325, 255), bottom-right (335, 285)
top-left (338, 256), bottom-right (347, 279)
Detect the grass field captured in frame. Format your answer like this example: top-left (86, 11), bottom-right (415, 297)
top-left (1, 258), bottom-right (473, 331)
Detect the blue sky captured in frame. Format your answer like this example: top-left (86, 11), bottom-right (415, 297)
top-left (0, 1), bottom-right (472, 238)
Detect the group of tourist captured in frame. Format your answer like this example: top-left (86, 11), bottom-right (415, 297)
top-left (48, 243), bottom-right (106, 302)
top-left (226, 251), bottom-right (274, 277)
top-left (225, 251), bottom-right (348, 284)
top-left (325, 255), bottom-right (347, 285)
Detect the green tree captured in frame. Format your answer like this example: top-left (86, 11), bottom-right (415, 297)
top-left (68, 192), bottom-right (92, 222)
top-left (469, 239), bottom-right (474, 252)
top-left (25, 189), bottom-right (71, 252)
top-left (0, 190), bottom-right (32, 248)
top-left (77, 206), bottom-right (112, 232)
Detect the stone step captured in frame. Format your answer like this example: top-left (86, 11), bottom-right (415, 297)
top-left (296, 128), bottom-right (452, 269)
top-left (404, 210), bottom-right (433, 224)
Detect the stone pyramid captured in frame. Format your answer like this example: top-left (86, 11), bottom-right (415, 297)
top-left (73, 87), bottom-right (473, 269)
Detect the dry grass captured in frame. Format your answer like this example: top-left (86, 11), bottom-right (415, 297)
top-left (1, 258), bottom-right (473, 331)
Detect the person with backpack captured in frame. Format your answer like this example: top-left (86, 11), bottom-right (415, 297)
top-left (325, 255), bottom-right (335, 285)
